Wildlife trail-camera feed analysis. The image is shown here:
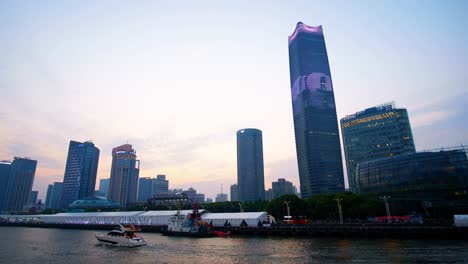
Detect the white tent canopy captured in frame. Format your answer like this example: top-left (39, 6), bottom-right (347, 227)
top-left (202, 212), bottom-right (274, 227)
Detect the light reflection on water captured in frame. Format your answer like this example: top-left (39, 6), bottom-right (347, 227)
top-left (1, 227), bottom-right (467, 263)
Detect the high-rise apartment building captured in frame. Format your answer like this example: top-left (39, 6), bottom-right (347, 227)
top-left (4, 157), bottom-right (37, 211)
top-left (341, 103), bottom-right (416, 192)
top-left (272, 178), bottom-right (296, 198)
top-left (108, 144), bottom-right (140, 207)
top-left (0, 160), bottom-right (12, 211)
top-left (237, 128), bottom-right (265, 201)
top-left (288, 22), bottom-right (345, 197)
top-left (230, 184), bottom-right (238, 201)
top-left (98, 178), bottom-right (110, 197)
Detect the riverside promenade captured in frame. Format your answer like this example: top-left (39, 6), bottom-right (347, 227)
top-left (1, 222), bottom-right (467, 239)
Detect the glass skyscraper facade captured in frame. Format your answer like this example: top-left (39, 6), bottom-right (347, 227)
top-left (98, 178), bottom-right (110, 198)
top-left (341, 103), bottom-right (416, 192)
top-left (108, 144), bottom-right (140, 207)
top-left (3, 157), bottom-right (37, 211)
top-left (237, 128), bottom-right (265, 201)
top-left (0, 160), bottom-right (12, 211)
top-left (61, 140), bottom-right (100, 208)
top-left (288, 22), bottom-right (345, 197)
top-left (137, 177), bottom-right (153, 202)
top-left (355, 146), bottom-right (468, 199)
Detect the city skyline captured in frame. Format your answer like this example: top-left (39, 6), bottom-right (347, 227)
top-left (1, 1), bottom-right (467, 200)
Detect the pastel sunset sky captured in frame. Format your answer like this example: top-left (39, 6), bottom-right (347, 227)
top-left (1, 0), bottom-right (467, 200)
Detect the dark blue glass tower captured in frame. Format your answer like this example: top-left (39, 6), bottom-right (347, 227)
top-left (0, 160), bottom-right (13, 211)
top-left (237, 128), bottom-right (265, 201)
top-left (288, 22), bottom-right (345, 197)
top-left (3, 157), bottom-right (37, 211)
top-left (61, 140), bottom-right (100, 208)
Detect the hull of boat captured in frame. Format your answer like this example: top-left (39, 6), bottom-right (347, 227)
top-left (95, 234), bottom-right (147, 247)
top-left (161, 229), bottom-right (214, 238)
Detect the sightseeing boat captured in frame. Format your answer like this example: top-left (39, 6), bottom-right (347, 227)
top-left (95, 224), bottom-right (147, 247)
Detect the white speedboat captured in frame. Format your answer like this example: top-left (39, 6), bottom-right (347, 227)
top-left (95, 224), bottom-right (147, 247)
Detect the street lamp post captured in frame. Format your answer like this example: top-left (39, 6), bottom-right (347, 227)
top-left (380, 196), bottom-right (391, 223)
top-left (238, 203), bottom-right (244, 213)
top-left (335, 198), bottom-right (343, 224)
top-left (284, 201), bottom-right (291, 218)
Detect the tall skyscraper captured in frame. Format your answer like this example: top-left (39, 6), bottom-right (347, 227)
top-left (98, 178), bottom-right (110, 197)
top-left (272, 178), bottom-right (296, 198)
top-left (4, 157), bottom-right (37, 211)
top-left (0, 160), bottom-right (13, 211)
top-left (61, 140), bottom-right (100, 208)
top-left (108, 144), bottom-right (140, 207)
top-left (237, 128), bottom-right (265, 201)
top-left (341, 103), bottom-right (416, 192)
top-left (288, 22), bottom-right (345, 197)
top-left (45, 184), bottom-right (54, 209)
top-left (230, 184), bottom-right (238, 201)
top-left (137, 177), bottom-right (153, 202)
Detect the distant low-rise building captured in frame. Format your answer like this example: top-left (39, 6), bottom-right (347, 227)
top-left (215, 193), bottom-right (228, 202)
top-left (272, 178), bottom-right (296, 198)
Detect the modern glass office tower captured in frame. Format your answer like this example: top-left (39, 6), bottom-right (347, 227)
top-left (288, 22), bottom-right (345, 197)
top-left (61, 140), bottom-right (100, 208)
top-left (355, 146), bottom-right (468, 198)
top-left (44, 184), bottom-right (54, 209)
top-left (50, 182), bottom-right (63, 209)
top-left (137, 177), bottom-right (153, 202)
top-left (237, 128), bottom-right (265, 201)
top-left (341, 103), bottom-right (416, 192)
top-left (98, 178), bottom-right (110, 197)
top-left (4, 157), bottom-right (37, 211)
top-left (108, 144), bottom-right (140, 207)
top-left (0, 160), bottom-right (12, 211)
top-left (230, 184), bottom-right (238, 201)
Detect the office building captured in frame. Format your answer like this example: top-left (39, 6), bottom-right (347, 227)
top-left (0, 160), bottom-right (12, 211)
top-left (272, 178), bottom-right (296, 198)
top-left (230, 184), bottom-right (238, 201)
top-left (153, 174), bottom-right (169, 194)
top-left (50, 182), bottom-right (63, 209)
top-left (98, 178), bottom-right (110, 197)
top-left (341, 103), bottom-right (416, 192)
top-left (29, 191), bottom-right (38, 204)
top-left (264, 188), bottom-right (274, 201)
top-left (108, 144), bottom-right (140, 207)
top-left (288, 22), bottom-right (345, 197)
top-left (61, 140), bottom-right (100, 208)
top-left (45, 184), bottom-right (54, 209)
top-left (355, 146), bottom-right (468, 199)
top-left (237, 128), bottom-right (265, 201)
top-left (137, 177), bottom-right (153, 202)
top-left (4, 157), bottom-right (37, 211)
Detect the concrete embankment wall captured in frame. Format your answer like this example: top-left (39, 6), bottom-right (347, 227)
top-left (1, 222), bottom-right (467, 239)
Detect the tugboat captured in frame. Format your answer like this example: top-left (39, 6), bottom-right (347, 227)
top-left (95, 224), bottom-right (147, 247)
top-left (161, 201), bottom-right (214, 237)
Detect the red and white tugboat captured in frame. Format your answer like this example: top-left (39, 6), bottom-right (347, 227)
top-left (161, 201), bottom-right (214, 237)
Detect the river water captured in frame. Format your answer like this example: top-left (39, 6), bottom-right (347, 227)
top-left (1, 227), bottom-right (467, 263)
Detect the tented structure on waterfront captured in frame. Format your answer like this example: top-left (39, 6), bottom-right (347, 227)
top-left (201, 212), bottom-right (273, 227)
top-left (1, 210), bottom-right (273, 227)
top-left (0, 210), bottom-right (204, 226)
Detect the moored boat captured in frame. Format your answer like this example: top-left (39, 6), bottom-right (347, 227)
top-left (161, 202), bottom-right (214, 237)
